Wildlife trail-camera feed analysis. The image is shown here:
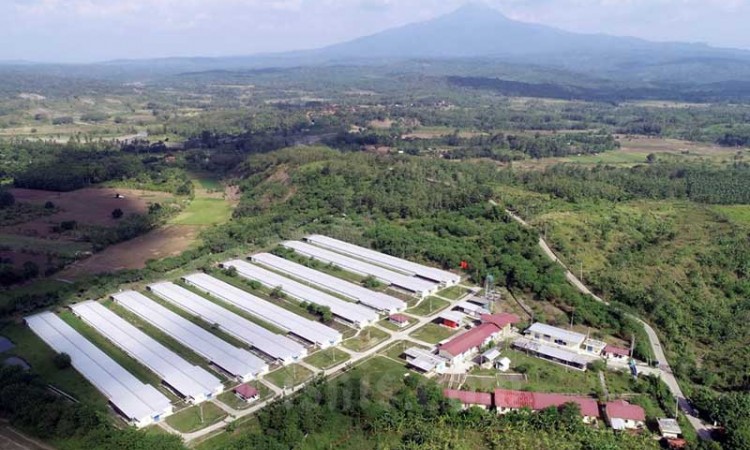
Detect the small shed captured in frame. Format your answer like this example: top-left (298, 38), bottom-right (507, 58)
top-left (657, 418), bottom-right (683, 439)
top-left (439, 310), bottom-right (466, 329)
top-left (234, 384), bottom-right (259, 403)
top-left (389, 314), bottom-right (410, 328)
top-left (495, 357), bottom-right (511, 372)
top-left (603, 345), bottom-right (630, 360)
top-left (480, 347), bottom-right (501, 368)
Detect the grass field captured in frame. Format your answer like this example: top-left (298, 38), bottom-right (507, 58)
top-left (165, 402), bottom-right (227, 433)
top-left (381, 340), bottom-right (429, 361)
top-left (712, 204), bottom-right (750, 226)
top-left (170, 198), bottom-right (232, 226)
top-left (0, 234), bottom-right (92, 256)
top-left (304, 347), bottom-right (351, 370)
top-left (437, 285), bottom-right (470, 300)
top-left (406, 297), bottom-right (450, 316)
top-left (265, 364), bottom-right (313, 389)
top-left (408, 322), bottom-right (458, 344)
top-left (341, 327), bottom-right (390, 352)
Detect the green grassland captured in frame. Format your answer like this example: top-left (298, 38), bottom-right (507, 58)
top-left (165, 402), bottom-right (227, 433)
top-left (303, 347), bottom-right (351, 370)
top-left (216, 382), bottom-right (273, 410)
top-left (341, 326), bottom-right (390, 352)
top-left (170, 198), bottom-right (232, 226)
top-left (437, 285), bottom-right (470, 300)
top-left (265, 364), bottom-right (313, 389)
top-left (406, 296), bottom-right (450, 316)
top-left (408, 322), bottom-right (458, 344)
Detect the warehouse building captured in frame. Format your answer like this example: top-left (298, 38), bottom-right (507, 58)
top-left (71, 301), bottom-right (224, 404)
top-left (182, 273), bottom-right (342, 348)
top-left (222, 260), bottom-right (379, 328)
top-left (282, 240), bottom-right (439, 297)
top-left (438, 313), bottom-right (520, 365)
top-left (305, 235), bottom-right (461, 286)
top-left (512, 338), bottom-right (590, 371)
top-left (149, 282), bottom-right (307, 365)
top-left (25, 312), bottom-right (173, 428)
top-left (493, 389), bottom-right (601, 423)
top-left (526, 323), bottom-right (587, 349)
top-left (443, 389), bottom-right (493, 410)
top-left (251, 252), bottom-right (406, 314)
top-left (113, 291), bottom-right (268, 382)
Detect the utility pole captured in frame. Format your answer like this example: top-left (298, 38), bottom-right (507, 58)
top-left (580, 261), bottom-right (584, 284)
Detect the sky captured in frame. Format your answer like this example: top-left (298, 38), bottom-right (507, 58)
top-left (2, 0), bottom-right (749, 63)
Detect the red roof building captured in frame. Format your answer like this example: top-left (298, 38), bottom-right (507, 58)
top-left (234, 384), bottom-right (259, 401)
top-left (480, 313), bottom-right (521, 329)
top-left (389, 314), bottom-right (410, 324)
top-left (439, 323), bottom-right (500, 358)
top-left (443, 389), bottom-right (493, 408)
top-left (493, 389), bottom-right (600, 422)
top-left (603, 345), bottom-right (630, 358)
top-left (605, 400), bottom-right (645, 429)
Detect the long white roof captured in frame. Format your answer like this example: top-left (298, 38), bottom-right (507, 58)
top-left (25, 312), bottom-right (172, 425)
top-left (113, 291), bottom-right (268, 381)
top-left (527, 323), bottom-right (587, 345)
top-left (282, 241), bottom-right (438, 296)
top-left (251, 252), bottom-right (406, 314)
top-left (182, 273), bottom-right (341, 348)
top-left (149, 281), bottom-right (306, 364)
top-left (306, 235), bottom-right (461, 285)
top-left (223, 259), bottom-right (379, 327)
top-left (70, 301), bottom-right (223, 402)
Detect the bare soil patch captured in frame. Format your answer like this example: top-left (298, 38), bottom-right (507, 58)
top-left (57, 225), bottom-right (200, 279)
top-left (3, 188), bottom-right (171, 238)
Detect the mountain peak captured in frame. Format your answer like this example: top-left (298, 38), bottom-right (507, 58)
top-left (446, 2), bottom-right (510, 21)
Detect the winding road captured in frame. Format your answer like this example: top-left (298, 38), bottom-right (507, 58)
top-left (503, 206), bottom-right (714, 440)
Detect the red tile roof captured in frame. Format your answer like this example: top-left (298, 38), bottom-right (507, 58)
top-left (234, 384), bottom-right (258, 399)
top-left (494, 388), bottom-right (534, 409)
top-left (439, 323), bottom-right (500, 357)
top-left (480, 313), bottom-right (521, 329)
top-left (604, 345), bottom-right (630, 357)
top-left (605, 400), bottom-right (645, 421)
top-left (389, 314), bottom-right (410, 323)
top-left (533, 392), bottom-right (600, 418)
top-left (443, 389), bottom-right (493, 406)
top-left (493, 389), bottom-right (600, 417)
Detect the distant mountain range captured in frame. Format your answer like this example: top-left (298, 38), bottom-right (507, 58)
top-left (4, 2), bottom-right (750, 93)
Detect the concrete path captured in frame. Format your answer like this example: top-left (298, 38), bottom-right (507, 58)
top-left (503, 207), bottom-right (714, 440)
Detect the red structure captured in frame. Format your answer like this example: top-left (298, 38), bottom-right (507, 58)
top-left (443, 389), bottom-right (493, 408)
top-left (493, 388), bottom-right (600, 419)
top-left (234, 384), bottom-right (259, 402)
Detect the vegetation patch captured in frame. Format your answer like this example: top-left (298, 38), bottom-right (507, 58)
top-left (165, 402), bottom-right (227, 433)
top-left (341, 326), bottom-right (389, 352)
top-left (303, 347), bottom-right (351, 370)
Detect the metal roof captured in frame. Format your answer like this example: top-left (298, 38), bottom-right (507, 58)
top-left (481, 348), bottom-right (502, 361)
top-left (222, 260), bottom-right (379, 327)
top-left (438, 310), bottom-right (466, 324)
top-left (657, 418), bottom-right (682, 435)
top-left (455, 301), bottom-right (489, 314)
top-left (25, 312), bottom-right (172, 426)
top-left (527, 323), bottom-right (586, 345)
top-left (439, 323), bottom-right (501, 357)
top-left (182, 273), bottom-right (341, 347)
top-left (113, 291), bottom-right (268, 381)
top-left (71, 301), bottom-right (223, 403)
top-left (306, 235), bottom-right (461, 285)
top-left (251, 252), bottom-right (406, 314)
top-left (148, 282), bottom-right (306, 364)
top-left (512, 338), bottom-right (590, 367)
top-left (282, 241), bottom-right (439, 296)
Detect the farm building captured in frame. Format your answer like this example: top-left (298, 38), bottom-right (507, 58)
top-left (605, 400), bottom-right (646, 430)
top-left (25, 312), bottom-right (173, 428)
top-left (182, 272), bottom-right (342, 347)
top-left (112, 291), bottom-right (268, 382)
top-left (222, 260), bottom-right (379, 328)
top-left (234, 384), bottom-right (260, 403)
top-left (70, 301), bottom-right (224, 404)
top-left (438, 310), bottom-right (466, 329)
top-left (404, 347), bottom-right (447, 373)
top-left (443, 389), bottom-right (493, 410)
top-left (512, 338), bottom-right (591, 371)
top-left (454, 301), bottom-right (489, 317)
top-left (148, 282), bottom-right (307, 365)
top-left (493, 389), bottom-right (600, 423)
top-left (282, 240), bottom-right (439, 298)
top-left (251, 252), bottom-right (406, 314)
top-left (305, 235), bottom-right (461, 286)
top-left (479, 347), bottom-right (501, 368)
top-left (388, 314), bottom-right (411, 328)
top-left (526, 323), bottom-right (586, 349)
top-left (657, 418), bottom-right (683, 439)
top-left (438, 313), bottom-right (520, 365)
top-left (603, 345), bottom-right (630, 360)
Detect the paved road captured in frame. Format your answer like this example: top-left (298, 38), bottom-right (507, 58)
top-left (503, 207), bottom-right (714, 439)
